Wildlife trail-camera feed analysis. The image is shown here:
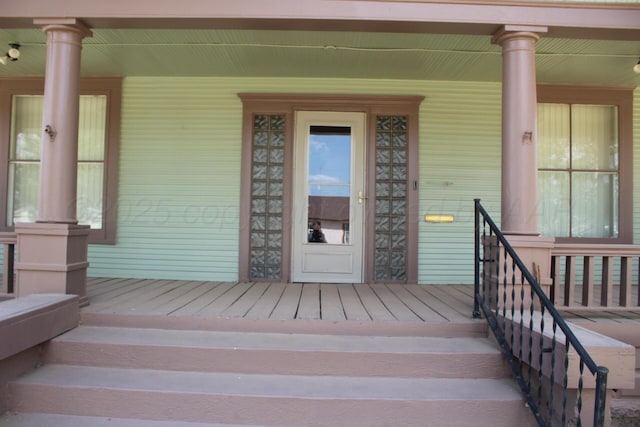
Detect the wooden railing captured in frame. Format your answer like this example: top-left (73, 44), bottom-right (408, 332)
top-left (0, 232), bottom-right (16, 296)
top-left (551, 244), bottom-right (640, 311)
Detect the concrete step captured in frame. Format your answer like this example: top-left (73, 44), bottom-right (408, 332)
top-left (611, 397), bottom-right (640, 427)
top-left (0, 413), bottom-right (271, 427)
top-left (8, 364), bottom-right (533, 427)
top-left (616, 371), bottom-right (640, 397)
top-left (45, 326), bottom-right (509, 378)
top-left (80, 311), bottom-right (488, 338)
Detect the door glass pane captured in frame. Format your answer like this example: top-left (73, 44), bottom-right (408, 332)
top-left (307, 126), bottom-right (351, 245)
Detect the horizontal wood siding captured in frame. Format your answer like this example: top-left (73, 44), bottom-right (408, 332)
top-left (86, 77), bottom-right (501, 283)
top-left (86, 77), bottom-right (636, 285)
top-left (418, 82), bottom-right (501, 284)
top-left (88, 78), bottom-right (243, 280)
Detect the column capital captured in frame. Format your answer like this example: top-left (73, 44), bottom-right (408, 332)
top-left (33, 18), bottom-right (92, 38)
top-left (492, 25), bottom-right (548, 46)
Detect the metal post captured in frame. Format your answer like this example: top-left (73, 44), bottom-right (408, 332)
top-left (473, 199), bottom-right (481, 319)
top-left (593, 367), bottom-right (609, 427)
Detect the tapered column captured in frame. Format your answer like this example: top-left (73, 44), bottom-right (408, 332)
top-left (38, 20), bottom-right (92, 223)
top-left (493, 25), bottom-right (547, 236)
top-left (491, 26), bottom-right (555, 297)
top-left (15, 19), bottom-right (92, 304)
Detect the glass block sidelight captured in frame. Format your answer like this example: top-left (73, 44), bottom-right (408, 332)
top-left (249, 114), bottom-right (285, 279)
top-left (374, 115), bottom-right (408, 281)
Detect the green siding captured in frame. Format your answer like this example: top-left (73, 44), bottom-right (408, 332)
top-left (86, 77), bottom-right (636, 285)
top-left (418, 83), bottom-right (502, 284)
top-left (89, 78), bottom-right (244, 280)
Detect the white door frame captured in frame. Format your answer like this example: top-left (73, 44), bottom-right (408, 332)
top-left (291, 111), bottom-right (367, 283)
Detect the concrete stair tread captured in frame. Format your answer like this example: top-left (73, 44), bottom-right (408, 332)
top-left (0, 413), bottom-right (272, 427)
top-left (53, 326), bottom-right (500, 354)
top-left (14, 364), bottom-right (522, 401)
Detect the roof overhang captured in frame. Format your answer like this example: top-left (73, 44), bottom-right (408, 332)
top-left (0, 0), bottom-right (639, 40)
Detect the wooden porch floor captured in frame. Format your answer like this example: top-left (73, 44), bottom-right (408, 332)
top-left (84, 278), bottom-right (477, 323)
top-left (83, 278), bottom-right (640, 333)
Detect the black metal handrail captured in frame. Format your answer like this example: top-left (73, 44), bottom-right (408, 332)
top-left (473, 199), bottom-right (608, 427)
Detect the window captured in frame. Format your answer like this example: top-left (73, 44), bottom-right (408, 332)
top-left (0, 78), bottom-right (121, 244)
top-left (537, 85), bottom-right (632, 243)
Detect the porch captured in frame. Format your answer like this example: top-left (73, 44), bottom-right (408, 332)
top-left (0, 278), bottom-right (638, 426)
top-left (80, 278), bottom-right (487, 336)
top-left (81, 277), bottom-right (640, 335)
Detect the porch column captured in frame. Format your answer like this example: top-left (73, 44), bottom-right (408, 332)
top-left (14, 19), bottom-right (92, 304)
top-left (492, 25), bottom-right (547, 236)
top-left (491, 25), bottom-right (555, 296)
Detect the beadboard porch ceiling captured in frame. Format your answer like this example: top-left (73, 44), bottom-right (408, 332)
top-left (0, 28), bottom-right (639, 86)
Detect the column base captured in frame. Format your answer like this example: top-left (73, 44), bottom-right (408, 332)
top-left (14, 223), bottom-right (90, 306)
top-left (483, 234), bottom-right (555, 310)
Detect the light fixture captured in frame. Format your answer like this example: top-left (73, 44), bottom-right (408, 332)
top-left (0, 43), bottom-right (20, 65)
top-left (634, 57), bottom-right (640, 74)
top-left (7, 44), bottom-right (20, 60)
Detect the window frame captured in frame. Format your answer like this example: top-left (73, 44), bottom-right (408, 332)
top-left (537, 84), bottom-right (633, 244)
top-left (0, 77), bottom-right (121, 244)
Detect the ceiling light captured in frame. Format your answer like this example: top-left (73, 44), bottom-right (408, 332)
top-left (634, 58), bottom-right (640, 74)
top-left (0, 43), bottom-right (20, 65)
top-left (7, 44), bottom-right (20, 60)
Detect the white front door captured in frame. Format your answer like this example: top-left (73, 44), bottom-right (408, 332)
top-left (291, 111), bottom-right (367, 283)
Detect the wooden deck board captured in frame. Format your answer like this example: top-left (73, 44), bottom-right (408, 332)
top-left (320, 283), bottom-right (346, 321)
top-left (169, 282), bottom-right (232, 316)
top-left (147, 281), bottom-right (218, 315)
top-left (196, 282), bottom-right (253, 317)
top-left (81, 279), bottom-right (637, 328)
top-left (297, 283), bottom-right (321, 320)
top-left (86, 278), bottom-right (134, 298)
top-left (386, 284), bottom-right (447, 322)
top-left (404, 285), bottom-right (471, 322)
top-left (102, 280), bottom-right (182, 314)
top-left (370, 284), bottom-right (421, 321)
top-left (83, 280), bottom-right (168, 312)
top-left (221, 282), bottom-right (269, 318)
top-left (244, 283), bottom-right (286, 319)
top-left (419, 285), bottom-right (474, 319)
top-left (85, 279), bottom-right (149, 303)
top-left (353, 284), bottom-right (396, 321)
top-left (140, 281), bottom-right (201, 313)
top-left (337, 285), bottom-right (371, 321)
top-left (270, 283), bottom-right (303, 320)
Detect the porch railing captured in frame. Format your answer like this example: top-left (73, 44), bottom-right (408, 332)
top-left (0, 232), bottom-right (16, 296)
top-left (473, 199), bottom-right (608, 427)
top-left (551, 243), bottom-right (640, 311)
